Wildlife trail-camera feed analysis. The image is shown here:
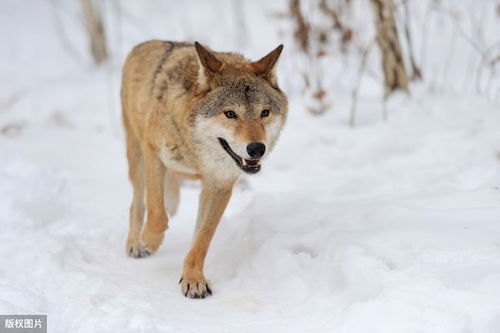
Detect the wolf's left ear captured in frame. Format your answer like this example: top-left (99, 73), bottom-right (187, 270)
top-left (194, 41), bottom-right (222, 90)
top-left (251, 44), bottom-right (284, 87)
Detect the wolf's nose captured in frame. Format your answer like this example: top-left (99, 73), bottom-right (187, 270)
top-left (247, 142), bottom-right (266, 159)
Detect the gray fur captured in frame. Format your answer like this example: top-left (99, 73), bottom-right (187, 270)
top-left (196, 78), bottom-right (283, 119)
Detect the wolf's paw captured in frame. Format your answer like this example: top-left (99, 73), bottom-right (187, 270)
top-left (179, 275), bottom-right (212, 299)
top-left (141, 229), bottom-right (165, 253)
top-left (126, 240), bottom-right (151, 258)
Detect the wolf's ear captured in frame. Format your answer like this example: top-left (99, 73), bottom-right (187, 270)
top-left (251, 44), bottom-right (283, 86)
top-left (194, 41), bottom-right (222, 90)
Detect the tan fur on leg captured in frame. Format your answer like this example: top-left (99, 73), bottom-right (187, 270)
top-left (124, 108), bottom-right (148, 258)
top-left (140, 144), bottom-right (168, 255)
top-left (180, 182), bottom-right (233, 298)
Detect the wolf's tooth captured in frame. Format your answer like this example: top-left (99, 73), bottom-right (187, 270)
top-left (242, 159), bottom-right (247, 166)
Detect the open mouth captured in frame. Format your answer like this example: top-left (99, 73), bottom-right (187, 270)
top-left (218, 138), bottom-right (261, 174)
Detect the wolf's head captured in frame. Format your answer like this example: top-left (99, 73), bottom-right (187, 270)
top-left (192, 42), bottom-right (288, 177)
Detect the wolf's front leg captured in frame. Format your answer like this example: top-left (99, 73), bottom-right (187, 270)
top-left (140, 145), bottom-right (169, 255)
top-left (180, 182), bottom-right (233, 298)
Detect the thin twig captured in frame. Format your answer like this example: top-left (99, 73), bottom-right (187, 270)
top-left (350, 39), bottom-right (375, 127)
top-left (402, 0), bottom-right (421, 80)
top-left (50, 0), bottom-right (85, 64)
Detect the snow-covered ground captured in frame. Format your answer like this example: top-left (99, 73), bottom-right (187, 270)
top-left (1, 1), bottom-right (500, 332)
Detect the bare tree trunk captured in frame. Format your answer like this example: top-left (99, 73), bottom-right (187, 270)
top-left (371, 0), bottom-right (409, 98)
top-left (80, 0), bottom-right (108, 65)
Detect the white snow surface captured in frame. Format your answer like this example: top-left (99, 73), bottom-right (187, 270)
top-left (1, 1), bottom-right (500, 332)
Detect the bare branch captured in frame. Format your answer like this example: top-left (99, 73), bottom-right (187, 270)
top-left (50, 0), bottom-right (85, 64)
top-left (402, 0), bottom-right (421, 80)
top-left (289, 0), bottom-right (310, 53)
top-left (350, 40), bottom-right (375, 127)
top-left (79, 0), bottom-right (108, 65)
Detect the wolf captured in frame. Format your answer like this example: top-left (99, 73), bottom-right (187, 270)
top-left (121, 40), bottom-right (288, 298)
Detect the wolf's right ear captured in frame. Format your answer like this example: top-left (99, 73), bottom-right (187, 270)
top-left (194, 41), bottom-right (222, 90)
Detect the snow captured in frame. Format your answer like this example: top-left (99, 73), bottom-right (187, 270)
top-left (1, 0), bottom-right (500, 332)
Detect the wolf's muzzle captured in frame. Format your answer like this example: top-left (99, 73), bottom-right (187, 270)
top-left (218, 138), bottom-right (261, 174)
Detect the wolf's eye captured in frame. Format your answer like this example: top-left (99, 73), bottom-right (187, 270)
top-left (224, 111), bottom-right (237, 119)
top-left (261, 109), bottom-right (270, 118)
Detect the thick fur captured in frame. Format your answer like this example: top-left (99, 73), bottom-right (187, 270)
top-left (121, 40), bottom-right (288, 298)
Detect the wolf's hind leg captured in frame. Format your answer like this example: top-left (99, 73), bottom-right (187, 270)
top-left (140, 145), bottom-right (169, 254)
top-left (164, 169), bottom-right (180, 217)
top-left (125, 125), bottom-right (147, 258)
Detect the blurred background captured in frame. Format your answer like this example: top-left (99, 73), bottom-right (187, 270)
top-left (1, 1), bottom-right (500, 332)
top-left (2, 0), bottom-right (500, 129)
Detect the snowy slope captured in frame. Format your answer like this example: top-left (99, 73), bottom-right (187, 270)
top-left (1, 1), bottom-right (500, 332)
